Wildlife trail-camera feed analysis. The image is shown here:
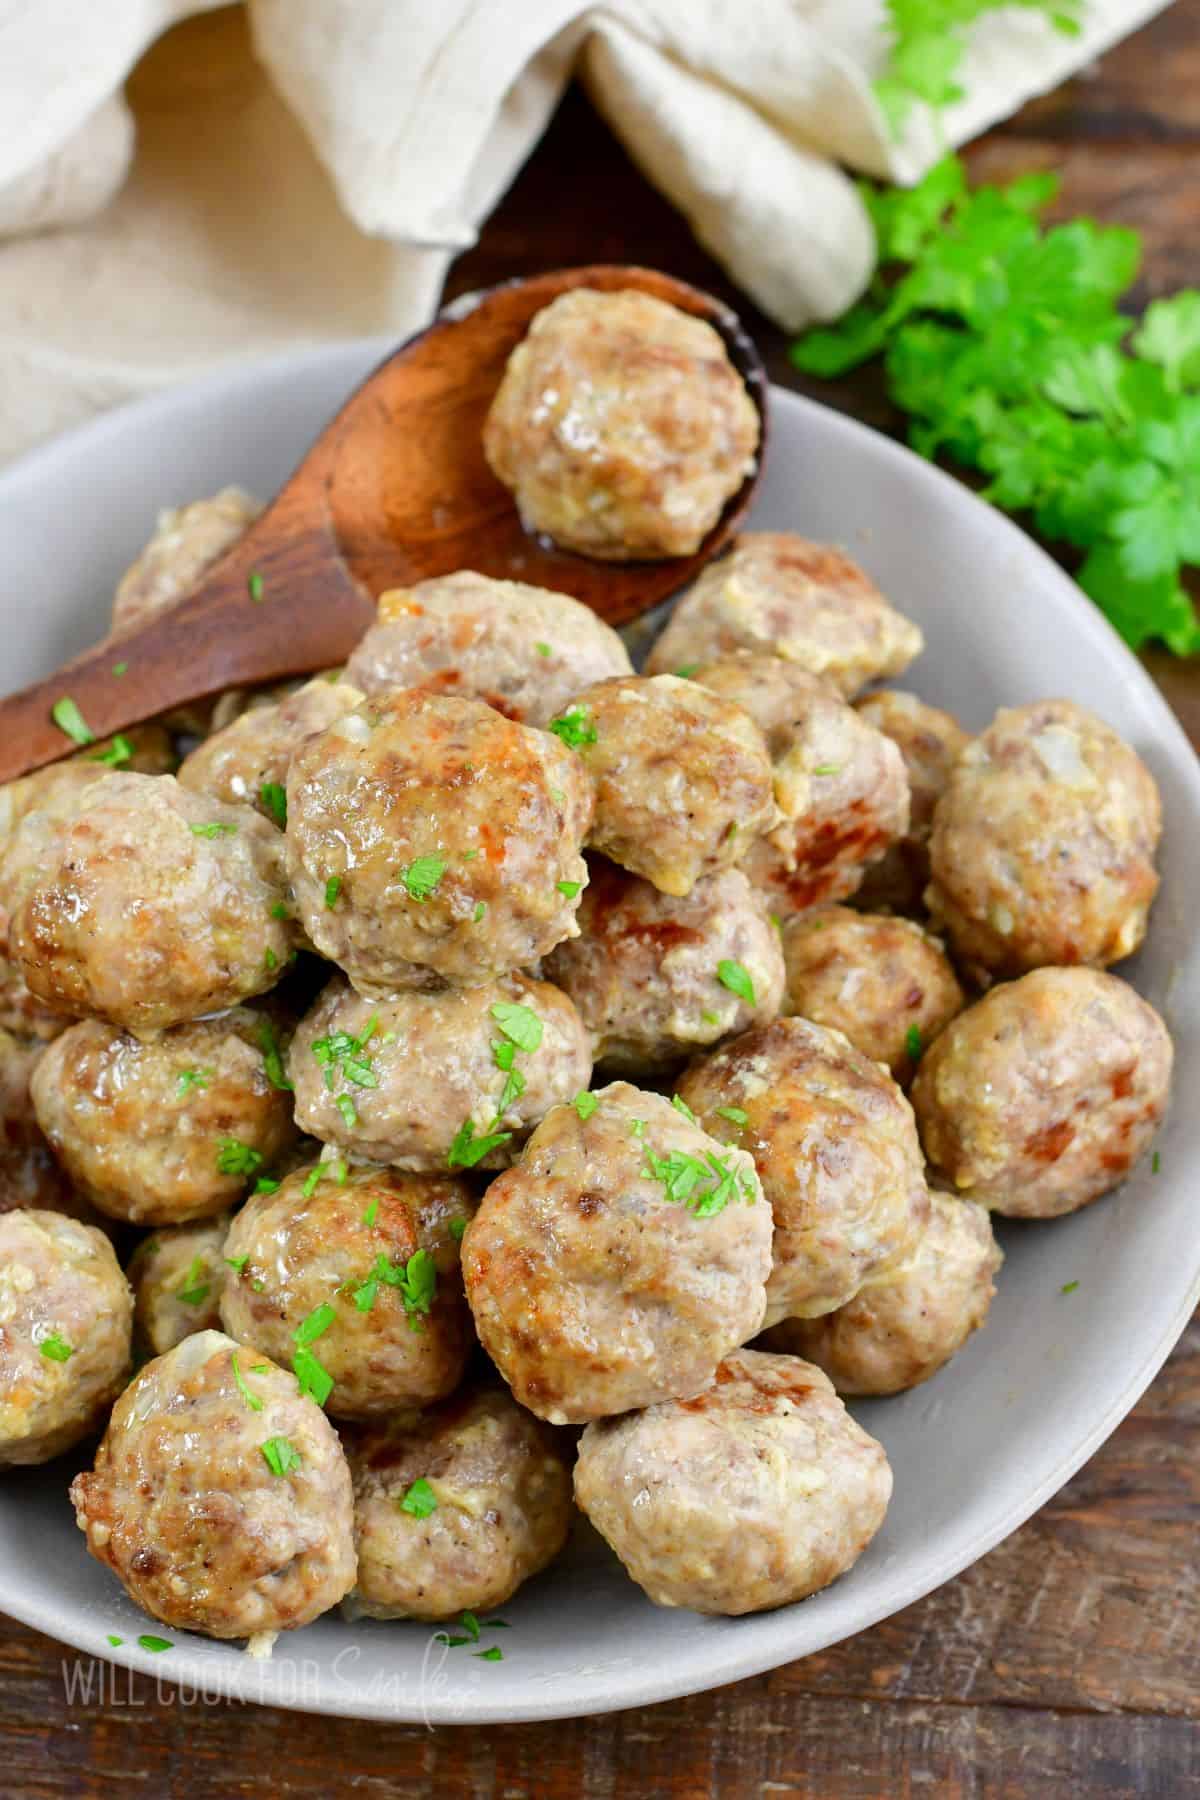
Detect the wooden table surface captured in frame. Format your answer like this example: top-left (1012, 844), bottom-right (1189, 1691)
top-left (7, 7), bottom-right (1199, 1795)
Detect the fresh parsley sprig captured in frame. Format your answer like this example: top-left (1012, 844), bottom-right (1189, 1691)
top-left (875, 1), bottom-right (1081, 135)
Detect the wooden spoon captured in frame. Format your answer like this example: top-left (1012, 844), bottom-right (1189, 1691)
top-left (0, 265), bottom-right (768, 784)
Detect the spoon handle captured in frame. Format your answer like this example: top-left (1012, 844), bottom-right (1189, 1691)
top-left (0, 502), bottom-right (376, 784)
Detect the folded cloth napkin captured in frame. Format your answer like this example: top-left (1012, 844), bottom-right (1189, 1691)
top-left (0, 0), bottom-right (1170, 462)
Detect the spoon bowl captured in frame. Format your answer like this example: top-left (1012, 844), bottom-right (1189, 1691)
top-left (0, 265), bottom-right (767, 783)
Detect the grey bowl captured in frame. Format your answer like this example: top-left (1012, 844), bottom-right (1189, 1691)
top-left (1, 340), bottom-right (1198, 1724)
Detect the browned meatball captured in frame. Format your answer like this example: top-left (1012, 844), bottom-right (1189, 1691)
top-left (30, 1009), bottom-right (298, 1225)
top-left (483, 288), bottom-right (759, 560)
top-left (345, 571), bottom-right (632, 724)
top-left (563, 674), bottom-right (777, 898)
top-left (911, 967), bottom-right (1171, 1218)
top-left (128, 1216), bottom-right (231, 1356)
top-left (926, 700), bottom-right (1161, 981)
top-left (346, 1386), bottom-right (573, 1621)
top-left (289, 972), bottom-right (590, 1171)
top-left (462, 1083), bottom-right (772, 1424)
top-left (544, 858), bottom-right (785, 1075)
top-left (0, 1031), bottom-right (76, 1214)
top-left (781, 907), bottom-right (964, 1085)
top-left (853, 690), bottom-right (972, 914)
top-left (692, 653), bottom-right (910, 918)
top-left (178, 675), bottom-right (365, 820)
top-left (574, 1349), bottom-right (891, 1615)
top-left (645, 533), bottom-right (923, 695)
top-left (677, 1017), bottom-right (929, 1324)
top-left (10, 774), bottom-right (294, 1037)
top-left (766, 1192), bottom-right (1001, 1394)
top-left (220, 1163), bottom-right (475, 1420)
top-left (112, 488), bottom-right (262, 634)
top-left (286, 689), bottom-right (592, 995)
top-left (70, 1330), bottom-right (355, 1639)
top-left (0, 764), bottom-right (113, 960)
top-left (0, 1209), bottom-right (132, 1465)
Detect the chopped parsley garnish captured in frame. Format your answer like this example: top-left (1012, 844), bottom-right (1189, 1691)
top-left (324, 876), bottom-right (341, 909)
top-left (263, 947), bottom-right (278, 973)
top-left (473, 901), bottom-right (487, 922)
top-left (177, 1067), bottom-right (212, 1097)
top-left (175, 1257), bottom-right (211, 1308)
top-left (490, 1001), bottom-right (543, 1054)
top-left (400, 856), bottom-right (446, 901)
top-left (258, 1019), bottom-right (293, 1091)
top-left (260, 1436), bottom-right (303, 1477)
top-left (556, 880), bottom-right (581, 898)
top-left (399, 1477), bottom-right (437, 1518)
top-left (812, 763), bottom-right (842, 776)
top-left (90, 734), bottom-right (135, 768)
top-left (447, 1117), bottom-right (513, 1169)
top-left (716, 1105), bottom-right (749, 1127)
top-left (534, 642), bottom-right (553, 657)
top-left (353, 1248), bottom-right (437, 1322)
top-left (630, 1118), bottom-right (646, 1139)
top-left (1152, 1150), bottom-right (1161, 1174)
top-left (642, 1146), bottom-right (755, 1218)
top-left (107, 1634), bottom-right (123, 1647)
top-left (572, 1091), bottom-right (598, 1121)
top-left (51, 696), bottom-right (93, 746)
top-left (547, 706), bottom-right (597, 750)
top-left (40, 1331), bottom-right (73, 1363)
top-left (671, 1094), bottom-right (697, 1124)
top-left (674, 664), bottom-right (699, 679)
top-left (294, 1302), bottom-right (336, 1346)
top-left (225, 1254), bottom-right (250, 1274)
top-left (700, 1009), bottom-right (720, 1026)
top-left (460, 1610), bottom-right (481, 1641)
top-left (190, 820), bottom-right (238, 840)
top-left (1061, 1280), bottom-right (1080, 1295)
top-left (247, 570), bottom-right (265, 602)
top-left (495, 1066), bottom-right (526, 1117)
top-left (293, 1345), bottom-right (334, 1407)
top-left (312, 1017), bottom-right (379, 1092)
top-left (716, 960), bottom-right (756, 1006)
top-left (905, 1024), bottom-right (923, 1063)
top-left (260, 782), bottom-right (287, 827)
top-left (253, 1176), bottom-right (279, 1196)
top-left (302, 1167), bottom-right (323, 1198)
top-left (362, 1196), bottom-right (379, 1228)
top-left (475, 1647), bottom-right (503, 1662)
top-left (335, 1093), bottom-right (358, 1130)
top-left (216, 1138), bottom-right (263, 1178)
top-left (138, 1636), bottom-right (173, 1654)
top-left (111, 661), bottom-right (129, 677)
top-left (462, 848), bottom-right (479, 860)
top-left (449, 1216), bottom-right (468, 1242)
top-left (231, 1350), bottom-right (264, 1412)
top-left (270, 900), bottom-right (290, 920)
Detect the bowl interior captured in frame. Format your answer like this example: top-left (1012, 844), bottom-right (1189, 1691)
top-left (2, 343), bottom-right (1198, 1724)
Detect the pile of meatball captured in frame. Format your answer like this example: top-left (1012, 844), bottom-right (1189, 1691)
top-left (0, 288), bottom-right (1172, 1651)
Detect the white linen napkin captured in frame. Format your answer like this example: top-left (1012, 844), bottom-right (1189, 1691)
top-left (0, 0), bottom-right (1170, 462)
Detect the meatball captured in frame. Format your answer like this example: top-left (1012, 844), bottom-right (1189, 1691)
top-left (853, 690), bottom-right (972, 914)
top-left (70, 1329), bottom-right (355, 1638)
top-left (574, 1348), bottom-right (891, 1615)
top-left (289, 972), bottom-right (590, 1171)
top-left (766, 1192), bottom-right (1001, 1394)
top-left (565, 674), bottom-right (776, 898)
top-left (128, 1216), bottom-right (231, 1356)
top-left (0, 1031), bottom-right (76, 1213)
top-left (178, 675), bottom-right (365, 819)
top-left (0, 763), bottom-right (112, 944)
top-left (30, 1008), bottom-right (299, 1225)
top-left (645, 532), bottom-right (923, 695)
top-left (0, 1209), bottom-right (132, 1465)
top-left (345, 571), bottom-right (633, 725)
top-left (112, 487), bottom-right (263, 634)
top-left (462, 1082), bottom-right (771, 1424)
top-left (220, 1163), bottom-right (475, 1420)
top-left (346, 1386), bottom-right (573, 1621)
top-left (926, 699), bottom-right (1162, 981)
top-left (482, 288), bottom-right (759, 560)
top-left (781, 907), bottom-right (964, 1085)
top-left (10, 774), bottom-right (294, 1037)
top-left (677, 1017), bottom-right (929, 1324)
top-left (912, 967), bottom-right (1171, 1218)
top-left (543, 859), bottom-right (785, 1075)
top-left (286, 689), bottom-right (592, 995)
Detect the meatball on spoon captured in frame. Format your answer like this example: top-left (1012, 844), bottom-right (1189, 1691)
top-left (0, 266), bottom-right (767, 783)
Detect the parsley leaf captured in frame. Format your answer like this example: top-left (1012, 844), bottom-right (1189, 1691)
top-left (905, 1023), bottom-right (924, 1063)
top-left (447, 1118), bottom-right (512, 1169)
top-left (177, 1067), bottom-right (212, 1097)
top-left (547, 706), bottom-right (597, 750)
top-left (399, 1476), bottom-right (437, 1518)
top-left (489, 1001), bottom-right (543, 1054)
top-left (399, 856), bottom-right (446, 901)
top-left (258, 1019), bottom-right (293, 1092)
top-left (642, 1146), bottom-right (756, 1218)
top-left (324, 876), bottom-right (341, 909)
top-left (874, 2), bottom-right (1081, 136)
top-left (231, 1350), bottom-right (264, 1412)
top-left (216, 1138), bottom-right (263, 1178)
top-left (572, 1091), bottom-right (598, 1121)
top-left (39, 1331), bottom-right (73, 1363)
top-left (261, 1436), bottom-right (303, 1477)
top-left (190, 820), bottom-right (238, 840)
top-left (90, 734), bottom-right (135, 768)
top-left (51, 696), bottom-right (93, 746)
top-left (293, 1346), bottom-right (333, 1407)
top-left (175, 1257), bottom-right (211, 1308)
top-left (260, 782), bottom-right (288, 827)
top-left (716, 960), bottom-right (756, 1006)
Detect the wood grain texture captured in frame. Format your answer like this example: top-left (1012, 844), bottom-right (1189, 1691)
top-left (6, 2), bottom-right (1200, 1793)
